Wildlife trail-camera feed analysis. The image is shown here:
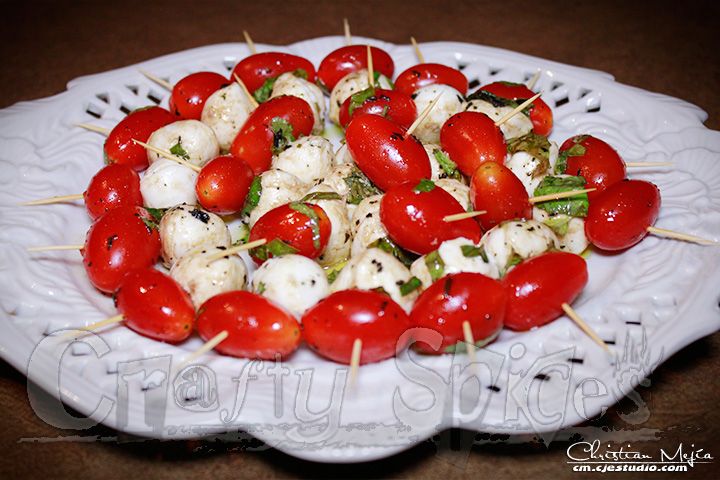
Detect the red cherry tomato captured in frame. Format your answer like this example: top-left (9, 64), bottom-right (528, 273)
top-left (115, 268), bottom-right (194, 342)
top-left (338, 88), bottom-right (417, 129)
top-left (197, 291), bottom-right (301, 359)
top-left (302, 290), bottom-right (411, 364)
top-left (195, 155), bottom-right (254, 215)
top-left (560, 135), bottom-right (627, 200)
top-left (168, 71), bottom-right (229, 120)
top-left (229, 95), bottom-right (314, 174)
top-left (248, 202), bottom-right (331, 263)
top-left (470, 161), bottom-right (532, 230)
top-left (83, 206), bottom-right (161, 293)
top-left (345, 114), bottom-right (431, 191)
top-left (380, 180), bottom-right (481, 254)
top-left (440, 111), bottom-right (506, 176)
top-left (410, 273), bottom-right (506, 354)
top-left (502, 252), bottom-right (588, 331)
top-left (395, 63), bottom-right (469, 96)
top-left (231, 52), bottom-right (316, 93)
top-left (317, 45), bottom-right (394, 91)
top-left (83, 164), bottom-right (143, 220)
top-left (480, 81), bottom-right (553, 136)
top-left (585, 179), bottom-right (661, 251)
top-left (104, 106), bottom-right (176, 171)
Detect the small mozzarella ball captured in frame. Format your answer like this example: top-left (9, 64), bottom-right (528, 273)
top-left (329, 69), bottom-right (392, 125)
top-left (140, 159), bottom-right (198, 209)
top-left (411, 84), bottom-right (464, 144)
top-left (532, 207), bottom-right (589, 255)
top-left (505, 142), bottom-right (559, 195)
top-left (270, 72), bottom-right (326, 134)
top-left (248, 169), bottom-right (305, 227)
top-left (272, 136), bottom-right (333, 185)
top-left (318, 163), bottom-right (355, 199)
top-left (334, 143), bottom-right (354, 166)
top-left (304, 184), bottom-right (352, 266)
top-left (159, 204), bottom-right (231, 267)
top-left (480, 219), bottom-right (559, 274)
top-left (170, 247), bottom-right (248, 308)
top-left (146, 120), bottom-right (219, 167)
top-left (436, 179), bottom-right (471, 210)
top-left (463, 99), bottom-right (533, 140)
top-left (350, 194), bottom-right (387, 256)
top-left (410, 237), bottom-right (500, 289)
top-left (201, 83), bottom-right (254, 151)
top-left (251, 254), bottom-right (329, 318)
top-left (331, 248), bottom-right (417, 311)
top-left (423, 144), bottom-right (462, 181)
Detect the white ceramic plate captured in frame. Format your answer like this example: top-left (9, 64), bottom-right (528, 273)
top-left (1, 37), bottom-right (719, 463)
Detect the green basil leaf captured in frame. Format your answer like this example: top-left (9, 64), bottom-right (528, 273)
top-left (543, 215), bottom-right (571, 236)
top-left (343, 166), bottom-right (381, 205)
top-left (241, 176), bottom-right (262, 216)
top-left (414, 179), bottom-right (436, 193)
top-left (233, 224), bottom-right (251, 245)
top-left (369, 237), bottom-right (419, 267)
top-left (348, 86), bottom-right (376, 116)
top-left (507, 132), bottom-right (552, 170)
top-left (292, 69), bottom-right (308, 80)
top-left (253, 76), bottom-right (277, 103)
top-left (256, 282), bottom-right (266, 294)
top-left (301, 191), bottom-right (343, 202)
top-left (399, 276), bottom-right (422, 296)
top-left (465, 89), bottom-right (517, 108)
top-left (554, 135), bottom-right (588, 174)
top-left (251, 238), bottom-right (298, 262)
top-left (145, 207), bottom-right (166, 222)
top-left (270, 117), bottom-right (295, 155)
top-left (424, 250), bottom-right (445, 282)
top-left (325, 260), bottom-right (347, 284)
top-left (507, 254), bottom-right (523, 268)
top-left (169, 138), bottom-right (190, 160)
top-left (433, 149), bottom-right (460, 179)
top-left (289, 202), bottom-right (321, 250)
top-left (461, 244), bottom-right (489, 262)
top-left (533, 175), bottom-right (589, 217)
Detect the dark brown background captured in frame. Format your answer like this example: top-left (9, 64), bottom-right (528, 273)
top-left (1, 0), bottom-right (718, 478)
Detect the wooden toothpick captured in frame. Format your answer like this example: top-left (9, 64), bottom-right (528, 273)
top-left (495, 92), bottom-right (542, 127)
top-left (204, 238), bottom-right (267, 263)
top-left (625, 162), bottom-right (673, 167)
top-left (526, 70), bottom-right (541, 90)
top-left (366, 44), bottom-right (375, 89)
top-left (529, 188), bottom-right (596, 204)
top-left (561, 303), bottom-right (610, 353)
top-left (410, 36), bottom-right (425, 63)
top-left (139, 70), bottom-right (173, 91)
top-left (76, 123), bottom-right (110, 136)
top-left (21, 193), bottom-right (84, 206)
top-left (132, 139), bottom-right (201, 172)
top-left (348, 338), bottom-right (362, 387)
top-left (462, 320), bottom-right (478, 365)
top-left (178, 330), bottom-right (229, 369)
top-left (647, 226), bottom-right (718, 245)
top-left (232, 73), bottom-right (260, 108)
top-left (405, 92), bottom-right (443, 138)
top-left (343, 18), bottom-right (352, 45)
top-left (443, 210), bottom-right (487, 222)
top-left (243, 30), bottom-right (256, 55)
top-left (60, 314), bottom-right (125, 341)
top-left (27, 244), bottom-right (83, 252)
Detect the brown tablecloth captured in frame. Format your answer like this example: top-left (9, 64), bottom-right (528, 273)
top-left (1, 1), bottom-right (718, 478)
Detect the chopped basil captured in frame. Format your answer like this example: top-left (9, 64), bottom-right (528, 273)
top-left (424, 250), bottom-right (445, 282)
top-left (292, 68), bottom-right (308, 80)
top-left (369, 237), bottom-right (418, 267)
top-left (241, 176), bottom-right (262, 216)
top-left (253, 77), bottom-right (277, 103)
top-left (414, 179), bottom-right (436, 193)
top-left (169, 138), bottom-right (190, 160)
top-left (507, 254), bottom-right (523, 269)
top-left (533, 175), bottom-right (589, 217)
top-left (399, 276), bottom-right (422, 296)
top-left (461, 244), bottom-right (489, 263)
top-left (507, 133), bottom-right (552, 177)
top-left (257, 282), bottom-right (266, 294)
top-left (289, 202), bottom-right (321, 249)
top-left (343, 166), bottom-right (381, 205)
top-left (145, 207), bottom-right (166, 222)
top-left (301, 191), bottom-right (343, 202)
top-left (348, 86), bottom-right (376, 116)
top-left (465, 89), bottom-right (517, 108)
top-left (372, 286), bottom-right (390, 296)
top-left (251, 238), bottom-right (298, 262)
top-left (140, 216), bottom-right (158, 233)
top-left (325, 260), bottom-right (347, 284)
top-left (270, 117), bottom-right (295, 154)
top-left (554, 135), bottom-right (588, 174)
top-left (543, 215), bottom-right (572, 236)
top-left (234, 224), bottom-right (251, 245)
top-left (433, 149), bottom-right (460, 179)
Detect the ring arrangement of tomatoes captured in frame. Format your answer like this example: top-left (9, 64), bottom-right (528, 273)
top-left (25, 36), bottom-right (696, 371)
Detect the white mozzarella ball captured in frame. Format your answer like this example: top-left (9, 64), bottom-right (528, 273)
top-left (463, 99), bottom-right (533, 140)
top-left (140, 159), bottom-right (198, 209)
top-left (146, 120), bottom-right (219, 167)
top-left (159, 204), bottom-right (231, 267)
top-left (436, 179), bottom-right (471, 210)
top-left (201, 83), bottom-right (254, 151)
top-left (329, 69), bottom-right (392, 125)
top-left (333, 143), bottom-right (354, 166)
top-left (303, 184), bottom-right (352, 266)
top-left (505, 141), bottom-right (559, 195)
top-left (270, 72), bottom-right (326, 134)
top-left (480, 219), bottom-right (559, 275)
top-left (410, 237), bottom-right (500, 289)
top-left (411, 84), bottom-right (464, 144)
top-left (272, 136), bottom-right (334, 185)
top-left (248, 169), bottom-right (305, 227)
top-left (170, 247), bottom-right (248, 308)
top-left (331, 248), bottom-right (417, 311)
top-left (318, 163), bottom-right (355, 199)
top-left (532, 207), bottom-right (589, 255)
top-left (349, 194), bottom-right (387, 256)
top-left (251, 254), bottom-right (329, 318)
